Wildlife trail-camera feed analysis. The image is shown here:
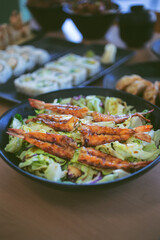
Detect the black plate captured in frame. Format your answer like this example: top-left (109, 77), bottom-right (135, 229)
top-left (0, 87), bottom-right (159, 190)
top-left (0, 36), bottom-right (134, 103)
top-left (103, 61), bottom-right (160, 103)
top-left (151, 39), bottom-right (160, 58)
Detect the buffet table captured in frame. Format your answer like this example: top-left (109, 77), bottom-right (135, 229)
top-left (0, 27), bottom-right (160, 240)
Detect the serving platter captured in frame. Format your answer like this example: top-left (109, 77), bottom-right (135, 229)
top-left (0, 36), bottom-right (134, 103)
top-left (0, 87), bottom-right (159, 190)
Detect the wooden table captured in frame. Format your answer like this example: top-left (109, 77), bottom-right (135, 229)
top-left (0, 26), bottom-right (160, 240)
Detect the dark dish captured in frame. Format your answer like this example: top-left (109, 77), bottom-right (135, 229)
top-left (0, 87), bottom-right (159, 190)
top-left (27, 0), bottom-right (66, 31)
top-left (103, 61), bottom-right (160, 107)
top-left (63, 1), bottom-right (119, 39)
top-left (119, 5), bottom-right (157, 47)
top-left (72, 0), bottom-right (114, 14)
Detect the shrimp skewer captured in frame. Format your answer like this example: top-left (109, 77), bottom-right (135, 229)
top-left (80, 124), bottom-right (135, 135)
top-left (82, 134), bottom-right (131, 147)
top-left (80, 124), bottom-right (152, 135)
top-left (26, 114), bottom-right (79, 132)
top-left (78, 147), bottom-right (152, 171)
top-left (7, 128), bottom-right (77, 160)
top-left (28, 98), bottom-right (88, 118)
top-left (92, 109), bottom-right (153, 123)
top-left (80, 124), bottom-right (152, 145)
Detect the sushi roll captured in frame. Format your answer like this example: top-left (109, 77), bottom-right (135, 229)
top-left (32, 68), bottom-right (57, 79)
top-left (6, 45), bottom-right (21, 54)
top-left (76, 57), bottom-right (101, 77)
top-left (45, 61), bottom-right (87, 85)
top-left (0, 59), bottom-right (12, 83)
top-left (0, 50), bottom-right (9, 60)
top-left (5, 53), bottom-right (27, 76)
top-left (20, 45), bottom-right (36, 53)
top-left (50, 72), bottom-right (73, 89)
top-left (30, 78), bottom-right (59, 96)
top-left (14, 74), bottom-right (36, 95)
top-left (33, 48), bottom-right (51, 65)
top-left (14, 74), bottom-right (59, 96)
top-left (58, 53), bottom-right (101, 77)
top-left (19, 48), bottom-right (36, 71)
top-left (58, 53), bottom-right (83, 64)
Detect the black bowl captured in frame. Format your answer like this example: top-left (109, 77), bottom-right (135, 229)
top-left (119, 5), bottom-right (157, 48)
top-left (27, 3), bottom-right (66, 31)
top-left (0, 87), bottom-right (160, 191)
top-left (63, 3), bottom-right (119, 39)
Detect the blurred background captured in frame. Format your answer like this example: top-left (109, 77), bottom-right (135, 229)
top-left (0, 0), bottom-right (160, 24)
top-left (0, 0), bottom-right (160, 47)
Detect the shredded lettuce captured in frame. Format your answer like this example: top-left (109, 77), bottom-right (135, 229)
top-left (45, 162), bottom-right (67, 181)
top-left (96, 141), bottom-right (160, 161)
top-left (72, 163), bottom-right (98, 184)
top-left (104, 97), bottom-right (127, 115)
top-left (5, 137), bottom-right (23, 153)
top-left (130, 116), bottom-right (143, 128)
top-left (19, 154), bottom-right (66, 181)
top-left (86, 95), bottom-right (103, 113)
top-left (58, 97), bottom-right (71, 105)
top-left (18, 147), bottom-right (67, 181)
top-left (24, 121), bottom-right (54, 133)
top-left (18, 146), bottom-right (66, 165)
top-left (97, 169), bottom-right (129, 183)
top-left (5, 115), bottom-right (23, 153)
top-left (71, 96), bottom-right (87, 108)
top-left (153, 129), bottom-right (160, 148)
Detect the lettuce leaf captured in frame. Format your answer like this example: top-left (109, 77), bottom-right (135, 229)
top-left (18, 146), bottom-right (66, 165)
top-left (86, 95), bottom-right (103, 113)
top-left (5, 137), bottom-right (23, 153)
top-left (58, 97), bottom-right (71, 105)
top-left (104, 97), bottom-right (127, 115)
top-left (45, 161), bottom-right (67, 181)
top-left (71, 96), bottom-right (87, 108)
top-left (19, 153), bottom-right (67, 181)
top-left (74, 163), bottom-right (98, 184)
top-left (5, 115), bottom-right (23, 153)
top-left (97, 169), bottom-right (129, 183)
top-left (153, 129), bottom-right (160, 148)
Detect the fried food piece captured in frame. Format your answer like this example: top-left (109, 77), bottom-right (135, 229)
top-left (67, 165), bottom-right (82, 180)
top-left (80, 124), bottom-right (134, 135)
top-left (78, 147), bottom-right (152, 170)
top-left (28, 98), bottom-right (88, 118)
top-left (143, 82), bottom-right (159, 105)
top-left (26, 114), bottom-right (79, 132)
top-left (92, 110), bottom-right (153, 123)
top-left (116, 74), bottom-right (143, 90)
top-left (82, 134), bottom-right (131, 146)
top-left (125, 79), bottom-right (149, 96)
top-left (7, 128), bottom-right (77, 159)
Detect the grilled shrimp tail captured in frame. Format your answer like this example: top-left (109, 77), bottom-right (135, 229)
top-left (29, 98), bottom-right (45, 109)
